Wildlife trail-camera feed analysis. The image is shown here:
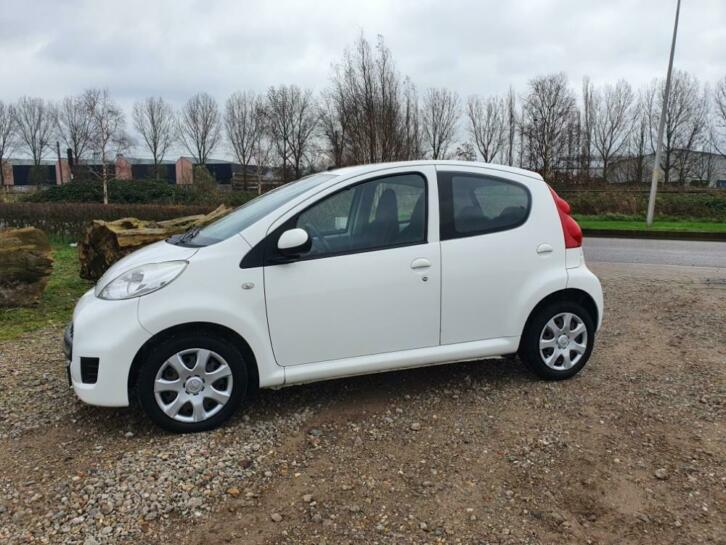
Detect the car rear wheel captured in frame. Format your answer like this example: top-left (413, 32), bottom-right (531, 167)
top-left (519, 301), bottom-right (595, 380)
top-left (137, 334), bottom-right (247, 433)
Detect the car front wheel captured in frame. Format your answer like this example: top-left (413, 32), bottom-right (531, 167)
top-left (519, 301), bottom-right (595, 380)
top-left (137, 334), bottom-right (247, 433)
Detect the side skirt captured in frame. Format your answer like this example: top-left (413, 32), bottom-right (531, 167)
top-left (282, 336), bottom-right (520, 387)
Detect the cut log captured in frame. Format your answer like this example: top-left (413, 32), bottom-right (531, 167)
top-left (0, 227), bottom-right (53, 307)
top-left (78, 205), bottom-right (231, 281)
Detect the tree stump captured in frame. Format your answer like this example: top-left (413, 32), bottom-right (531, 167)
top-left (78, 205), bottom-right (231, 281)
top-left (0, 227), bottom-right (53, 307)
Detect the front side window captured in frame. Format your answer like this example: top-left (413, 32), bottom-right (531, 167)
top-left (288, 173), bottom-right (427, 259)
top-left (438, 172), bottom-right (530, 240)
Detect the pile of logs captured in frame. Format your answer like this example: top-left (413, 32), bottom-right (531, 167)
top-left (0, 227), bottom-right (53, 307)
top-left (78, 205), bottom-right (231, 281)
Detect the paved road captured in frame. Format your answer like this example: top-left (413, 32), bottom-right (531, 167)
top-left (584, 237), bottom-right (726, 268)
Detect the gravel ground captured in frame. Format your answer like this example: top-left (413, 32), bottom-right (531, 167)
top-left (0, 262), bottom-right (724, 545)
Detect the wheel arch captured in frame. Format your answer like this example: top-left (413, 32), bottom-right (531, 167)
top-left (127, 322), bottom-right (260, 402)
top-left (519, 288), bottom-right (599, 349)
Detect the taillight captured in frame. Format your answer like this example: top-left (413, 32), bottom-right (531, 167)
top-left (548, 186), bottom-right (582, 249)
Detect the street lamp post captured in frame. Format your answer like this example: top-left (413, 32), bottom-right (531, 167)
top-left (646, 0), bottom-right (682, 226)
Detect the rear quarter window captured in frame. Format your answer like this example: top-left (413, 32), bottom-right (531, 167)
top-left (438, 172), bottom-right (531, 240)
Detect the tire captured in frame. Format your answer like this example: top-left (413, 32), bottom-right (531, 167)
top-left (137, 333), bottom-right (248, 433)
top-left (518, 301), bottom-right (595, 380)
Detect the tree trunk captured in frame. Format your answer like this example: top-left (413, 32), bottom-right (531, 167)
top-left (0, 227), bottom-right (53, 307)
top-left (102, 161), bottom-right (109, 205)
top-left (78, 205), bottom-right (231, 281)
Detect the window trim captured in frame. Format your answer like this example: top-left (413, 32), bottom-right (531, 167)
top-left (240, 171), bottom-right (429, 268)
top-left (437, 170), bottom-right (532, 241)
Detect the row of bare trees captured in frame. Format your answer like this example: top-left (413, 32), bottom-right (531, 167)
top-left (468, 71), bottom-right (721, 184)
top-left (2, 34), bottom-right (725, 188)
top-left (0, 90), bottom-right (128, 200)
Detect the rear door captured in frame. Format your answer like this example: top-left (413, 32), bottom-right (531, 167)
top-left (264, 166), bottom-right (441, 366)
top-left (437, 167), bottom-right (566, 344)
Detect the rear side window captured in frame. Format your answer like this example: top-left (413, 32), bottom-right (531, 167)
top-left (438, 172), bottom-right (530, 240)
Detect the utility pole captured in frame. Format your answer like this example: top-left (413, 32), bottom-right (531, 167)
top-left (646, 0), bottom-right (682, 226)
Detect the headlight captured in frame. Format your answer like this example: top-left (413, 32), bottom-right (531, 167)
top-left (97, 261), bottom-right (188, 300)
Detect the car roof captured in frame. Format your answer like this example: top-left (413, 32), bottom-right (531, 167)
top-left (328, 160), bottom-right (544, 182)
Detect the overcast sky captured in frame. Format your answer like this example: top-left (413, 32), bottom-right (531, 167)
top-left (1, 0), bottom-right (724, 157)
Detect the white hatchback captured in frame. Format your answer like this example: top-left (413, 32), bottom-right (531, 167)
top-left (64, 161), bottom-right (603, 432)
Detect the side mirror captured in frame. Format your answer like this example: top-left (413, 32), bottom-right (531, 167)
top-left (277, 228), bottom-right (311, 256)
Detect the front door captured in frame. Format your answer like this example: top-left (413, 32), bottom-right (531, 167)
top-left (264, 168), bottom-right (441, 366)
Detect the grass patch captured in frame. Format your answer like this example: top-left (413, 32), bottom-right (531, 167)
top-left (0, 240), bottom-right (91, 342)
top-left (575, 215), bottom-right (726, 233)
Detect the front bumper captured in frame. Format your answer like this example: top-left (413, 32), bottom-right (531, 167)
top-left (65, 289), bottom-right (151, 407)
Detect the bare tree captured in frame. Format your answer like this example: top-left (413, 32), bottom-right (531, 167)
top-left (522, 73), bottom-right (576, 179)
top-left (85, 89), bottom-right (128, 204)
top-left (323, 34), bottom-right (423, 166)
top-left (421, 88), bottom-right (460, 159)
top-left (561, 108), bottom-right (581, 181)
top-left (622, 94), bottom-right (650, 184)
top-left (288, 88), bottom-right (319, 179)
top-left (580, 77), bottom-right (595, 180)
top-left (56, 95), bottom-right (93, 165)
top-left (592, 80), bottom-right (634, 181)
top-left (178, 92), bottom-right (222, 165)
top-left (225, 91), bottom-right (264, 188)
top-left (319, 92), bottom-right (347, 168)
top-left (252, 120), bottom-right (274, 193)
top-left (400, 79), bottom-right (423, 161)
top-left (466, 95), bottom-right (506, 163)
top-left (133, 96), bottom-right (176, 178)
top-left (14, 96), bottom-right (55, 166)
top-left (645, 70), bottom-right (708, 184)
top-left (266, 85), bottom-right (318, 180)
top-left (506, 87), bottom-right (517, 166)
top-left (712, 75), bottom-right (726, 158)
top-left (0, 101), bottom-right (18, 188)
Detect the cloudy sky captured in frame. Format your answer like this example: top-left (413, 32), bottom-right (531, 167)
top-left (1, 0), bottom-right (724, 157)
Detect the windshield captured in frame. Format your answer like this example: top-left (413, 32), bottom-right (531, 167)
top-left (172, 173), bottom-right (337, 247)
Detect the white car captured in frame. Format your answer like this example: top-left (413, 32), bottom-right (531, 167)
top-left (64, 161), bottom-right (603, 433)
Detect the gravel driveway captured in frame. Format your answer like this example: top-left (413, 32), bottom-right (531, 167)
top-left (0, 262), bottom-right (724, 545)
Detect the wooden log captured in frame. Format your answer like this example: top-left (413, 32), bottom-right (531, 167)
top-left (0, 227), bottom-right (53, 307)
top-left (78, 205), bottom-right (231, 281)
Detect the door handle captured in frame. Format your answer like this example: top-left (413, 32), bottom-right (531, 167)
top-left (411, 258), bottom-right (431, 270)
top-left (536, 243), bottom-right (554, 255)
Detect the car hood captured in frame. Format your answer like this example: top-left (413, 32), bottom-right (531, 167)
top-left (94, 240), bottom-right (199, 295)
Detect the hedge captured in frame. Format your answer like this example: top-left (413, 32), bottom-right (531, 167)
top-left (0, 202), bottom-right (220, 240)
top-left (558, 190), bottom-right (726, 221)
top-left (22, 179), bottom-right (256, 207)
